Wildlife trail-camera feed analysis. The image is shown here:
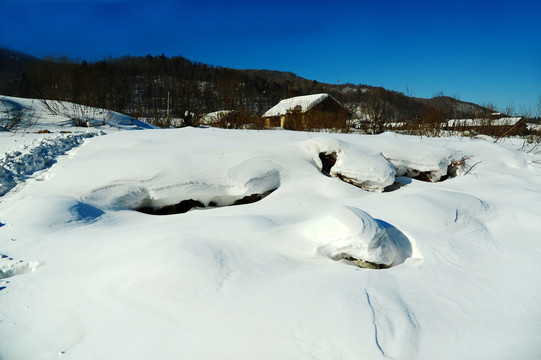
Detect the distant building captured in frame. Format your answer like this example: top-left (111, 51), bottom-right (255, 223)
top-left (447, 116), bottom-right (527, 136)
top-left (447, 116), bottom-right (523, 128)
top-left (199, 110), bottom-right (234, 125)
top-left (262, 93), bottom-right (350, 129)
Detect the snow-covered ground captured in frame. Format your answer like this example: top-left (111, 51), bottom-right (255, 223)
top-left (1, 97), bottom-right (541, 359)
top-left (0, 96), bottom-right (156, 196)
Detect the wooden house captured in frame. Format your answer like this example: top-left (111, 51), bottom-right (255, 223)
top-left (262, 93), bottom-right (350, 130)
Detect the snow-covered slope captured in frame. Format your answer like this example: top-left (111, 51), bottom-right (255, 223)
top-left (0, 96), bottom-right (156, 197)
top-left (0, 96), bottom-right (155, 133)
top-left (1, 125), bottom-right (540, 359)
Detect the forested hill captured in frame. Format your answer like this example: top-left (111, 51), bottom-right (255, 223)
top-left (0, 48), bottom-right (41, 93)
top-left (1, 49), bottom-right (490, 123)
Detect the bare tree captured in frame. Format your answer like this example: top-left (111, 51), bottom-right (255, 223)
top-left (504, 102), bottom-right (515, 116)
top-left (361, 89), bottom-right (393, 134)
top-left (0, 97), bottom-right (37, 132)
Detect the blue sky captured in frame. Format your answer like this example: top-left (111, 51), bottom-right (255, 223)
top-left (1, 0), bottom-right (540, 114)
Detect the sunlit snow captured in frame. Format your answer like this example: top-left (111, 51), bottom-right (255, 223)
top-left (1, 97), bottom-right (541, 360)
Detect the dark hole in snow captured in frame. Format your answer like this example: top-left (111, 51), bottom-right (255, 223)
top-left (413, 171), bottom-right (437, 183)
top-left (319, 152), bottom-right (337, 176)
top-left (135, 189), bottom-right (276, 216)
top-left (334, 254), bottom-right (391, 269)
top-left (409, 161), bottom-right (463, 183)
top-left (137, 199), bottom-right (204, 215)
top-left (232, 192), bottom-right (272, 206)
top-left (446, 161), bottom-right (463, 179)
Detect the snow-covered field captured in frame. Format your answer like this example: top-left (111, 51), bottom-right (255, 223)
top-left (1, 97), bottom-right (541, 359)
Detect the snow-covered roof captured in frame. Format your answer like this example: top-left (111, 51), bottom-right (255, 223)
top-left (200, 110), bottom-right (234, 125)
top-left (448, 117), bottom-right (522, 127)
top-left (263, 93), bottom-right (330, 118)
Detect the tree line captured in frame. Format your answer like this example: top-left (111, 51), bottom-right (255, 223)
top-left (6, 53), bottom-right (491, 127)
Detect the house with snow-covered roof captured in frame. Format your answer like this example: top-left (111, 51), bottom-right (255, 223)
top-left (447, 116), bottom-right (527, 136)
top-left (262, 93), bottom-right (350, 129)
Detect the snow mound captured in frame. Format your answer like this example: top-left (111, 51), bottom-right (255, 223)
top-left (331, 148), bottom-right (396, 192)
top-left (305, 135), bottom-right (463, 191)
top-left (369, 134), bottom-right (455, 182)
top-left (306, 137), bottom-right (396, 191)
top-left (226, 159), bottom-right (282, 196)
top-left (86, 158), bottom-right (284, 211)
top-left (0, 254), bottom-right (38, 280)
top-left (0, 133), bottom-right (95, 196)
top-left (303, 206), bottom-right (413, 268)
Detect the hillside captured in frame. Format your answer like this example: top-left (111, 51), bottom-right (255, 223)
top-left (417, 95), bottom-right (491, 118)
top-left (1, 49), bottom-right (491, 125)
top-left (0, 49), bottom-right (41, 95)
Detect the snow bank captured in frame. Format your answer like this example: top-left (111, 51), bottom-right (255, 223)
top-left (303, 206), bottom-right (404, 267)
top-left (331, 149), bottom-right (395, 191)
top-left (305, 135), bottom-right (456, 191)
top-left (357, 133), bottom-right (456, 182)
top-left (84, 157), bottom-right (285, 211)
top-left (305, 137), bottom-right (395, 191)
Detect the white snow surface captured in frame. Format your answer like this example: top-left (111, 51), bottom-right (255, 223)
top-left (0, 133), bottom-right (96, 196)
top-left (0, 96), bottom-right (156, 197)
top-left (1, 96), bottom-right (156, 132)
top-left (262, 93), bottom-right (329, 117)
top-left (331, 149), bottom-right (395, 191)
top-left (1, 103), bottom-right (541, 359)
top-left (307, 206), bottom-right (403, 266)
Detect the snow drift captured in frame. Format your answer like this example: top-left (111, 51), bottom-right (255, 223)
top-left (1, 105), bottom-right (541, 360)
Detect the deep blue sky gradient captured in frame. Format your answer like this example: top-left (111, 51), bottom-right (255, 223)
top-left (1, 0), bottom-right (540, 113)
